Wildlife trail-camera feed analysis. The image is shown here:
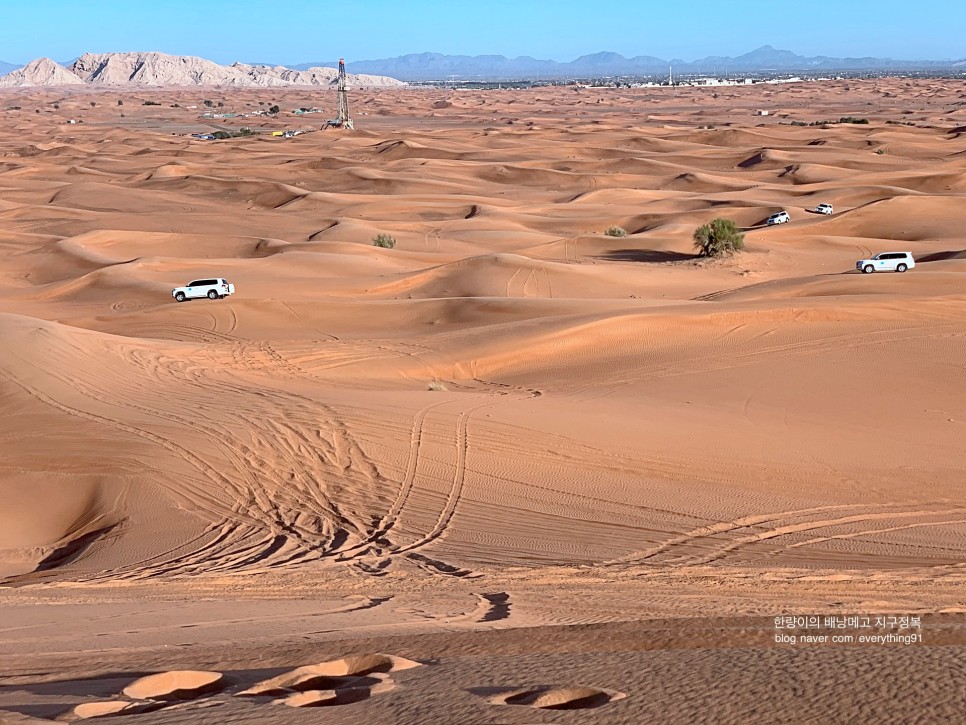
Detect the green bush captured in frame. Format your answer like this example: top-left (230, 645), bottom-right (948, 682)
top-left (269, 105), bottom-right (280, 115)
top-left (693, 218), bottom-right (745, 258)
top-left (604, 225), bottom-right (627, 237)
top-left (373, 234), bottom-right (396, 249)
top-left (809, 117), bottom-right (869, 127)
top-left (211, 131), bottom-right (231, 140)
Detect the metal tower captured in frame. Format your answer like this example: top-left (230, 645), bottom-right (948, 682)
top-left (336, 58), bottom-right (353, 129)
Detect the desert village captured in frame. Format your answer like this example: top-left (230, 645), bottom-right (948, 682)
top-left (0, 44), bottom-right (965, 724)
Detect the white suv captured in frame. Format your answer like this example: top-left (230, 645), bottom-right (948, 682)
top-left (766, 211), bottom-right (790, 225)
top-left (816, 203), bottom-right (833, 215)
top-left (172, 278), bottom-right (235, 301)
top-left (855, 252), bottom-right (915, 274)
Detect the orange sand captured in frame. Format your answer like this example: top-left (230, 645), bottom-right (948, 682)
top-left (0, 80), bottom-right (964, 724)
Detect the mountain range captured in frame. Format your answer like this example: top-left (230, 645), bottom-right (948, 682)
top-left (2, 47), bottom-right (964, 87)
top-left (0, 52), bottom-right (405, 88)
top-left (285, 45), bottom-right (966, 80)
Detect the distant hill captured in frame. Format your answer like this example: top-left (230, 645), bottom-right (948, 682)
top-left (283, 46), bottom-right (965, 81)
top-left (0, 58), bottom-right (85, 87)
top-left (0, 60), bottom-right (20, 75)
top-left (0, 52), bottom-right (405, 88)
top-left (4, 47), bottom-right (962, 87)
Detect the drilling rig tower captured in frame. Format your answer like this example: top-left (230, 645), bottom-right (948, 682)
top-left (324, 58), bottom-right (354, 129)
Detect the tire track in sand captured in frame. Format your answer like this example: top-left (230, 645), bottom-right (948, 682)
top-left (675, 507), bottom-right (966, 567)
top-left (333, 398), bottom-right (454, 560)
top-left (390, 400), bottom-right (495, 555)
top-left (605, 501), bottom-right (953, 568)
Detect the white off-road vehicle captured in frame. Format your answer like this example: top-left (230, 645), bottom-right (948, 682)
top-left (766, 211), bottom-right (790, 225)
top-left (855, 252), bottom-right (915, 274)
top-left (816, 203), bottom-right (834, 215)
top-left (172, 278), bottom-right (235, 302)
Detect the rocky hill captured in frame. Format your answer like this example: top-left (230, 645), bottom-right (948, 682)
top-left (0, 52), bottom-right (405, 88)
top-left (0, 57), bottom-right (85, 87)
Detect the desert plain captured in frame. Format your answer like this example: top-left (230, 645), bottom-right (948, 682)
top-left (1, 79), bottom-right (965, 724)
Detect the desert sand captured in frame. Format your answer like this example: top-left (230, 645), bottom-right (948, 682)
top-left (1, 79), bottom-right (965, 724)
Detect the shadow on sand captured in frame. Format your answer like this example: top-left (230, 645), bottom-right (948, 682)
top-left (598, 249), bottom-right (699, 263)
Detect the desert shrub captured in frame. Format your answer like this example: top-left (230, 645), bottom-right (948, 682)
top-left (809, 117), bottom-right (869, 127)
top-left (211, 130), bottom-right (231, 140)
top-left (373, 234), bottom-right (396, 249)
top-left (203, 99), bottom-right (214, 107)
top-left (427, 380), bottom-right (448, 391)
top-left (89, 101), bottom-right (96, 107)
top-left (116, 99), bottom-right (123, 106)
top-left (230, 127), bottom-right (256, 137)
top-left (142, 100), bottom-right (162, 106)
top-left (875, 148), bottom-right (886, 155)
top-left (693, 218), bottom-right (745, 258)
top-left (269, 104), bottom-right (280, 115)
top-left (604, 225), bottom-right (627, 238)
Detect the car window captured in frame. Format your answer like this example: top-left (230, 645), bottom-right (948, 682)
top-left (187, 280), bottom-right (202, 286)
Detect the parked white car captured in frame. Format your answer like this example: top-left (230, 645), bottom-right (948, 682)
top-left (766, 211), bottom-right (790, 225)
top-left (816, 203), bottom-right (834, 215)
top-left (172, 278), bottom-right (235, 302)
top-left (855, 252), bottom-right (915, 274)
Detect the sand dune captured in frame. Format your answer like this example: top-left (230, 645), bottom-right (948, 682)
top-left (0, 79), bottom-right (964, 724)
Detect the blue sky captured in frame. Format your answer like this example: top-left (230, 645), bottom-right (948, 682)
top-left (0, 0), bottom-right (961, 64)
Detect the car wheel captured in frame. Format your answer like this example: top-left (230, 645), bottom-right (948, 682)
top-left (207, 290), bottom-right (218, 299)
top-left (863, 265), bottom-right (874, 274)
top-left (175, 292), bottom-right (186, 302)
top-left (896, 263), bottom-right (907, 273)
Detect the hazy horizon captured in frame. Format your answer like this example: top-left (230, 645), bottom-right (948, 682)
top-left (0, 0), bottom-right (962, 65)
